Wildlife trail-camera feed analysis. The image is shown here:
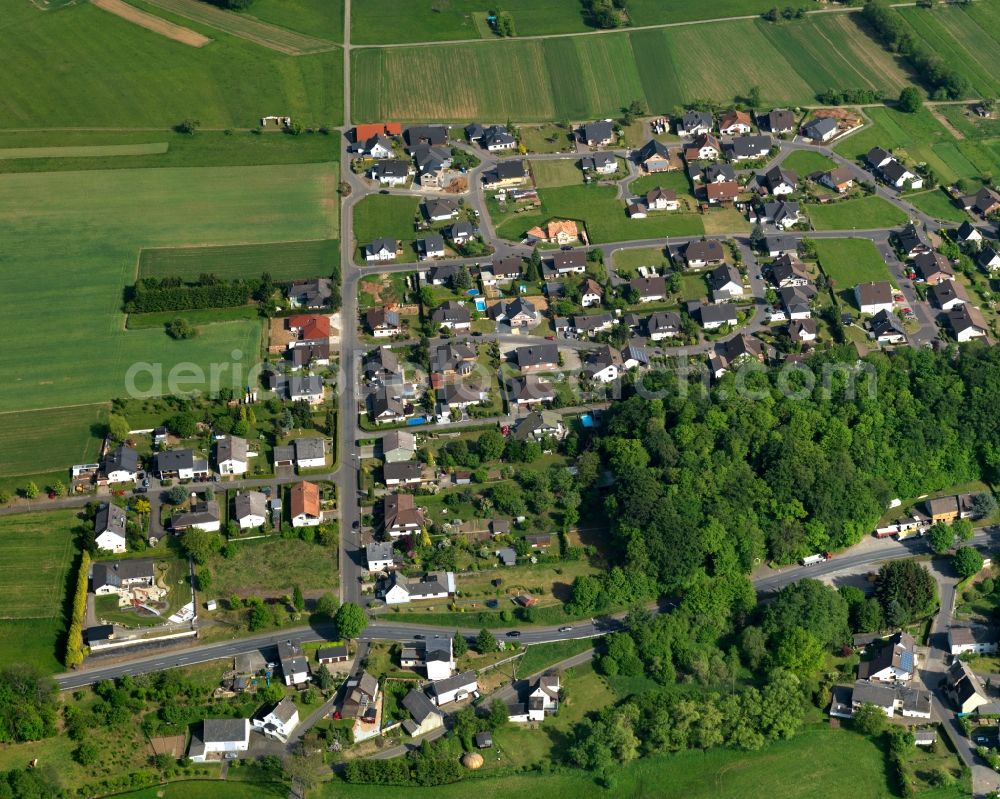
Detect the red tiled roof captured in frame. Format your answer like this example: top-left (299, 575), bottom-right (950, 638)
top-left (291, 481), bottom-right (320, 519)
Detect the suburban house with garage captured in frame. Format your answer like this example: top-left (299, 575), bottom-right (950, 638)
top-left (896, 223), bottom-right (929, 258)
top-left (646, 311), bottom-right (681, 340)
top-left (342, 671), bottom-right (379, 721)
top-left (696, 302), bottom-right (738, 330)
top-left (370, 159), bottom-right (411, 187)
top-left (718, 109), bottom-right (753, 135)
top-left (366, 541), bottom-right (395, 572)
top-left (516, 343), bottom-right (559, 373)
top-left (171, 499), bottom-right (221, 533)
top-left (646, 187), bottom-right (679, 211)
top-left (288, 375), bottom-right (324, 405)
top-left (101, 444), bottom-right (139, 484)
top-left (153, 449), bottom-right (208, 481)
top-left (383, 460), bottom-right (425, 487)
top-left (94, 503), bottom-right (128, 553)
top-left (418, 234), bottom-right (446, 260)
top-left (509, 375), bottom-right (555, 405)
top-left (913, 251), bottom-right (954, 285)
top-left (508, 673), bottom-right (561, 723)
top-left (288, 278), bottom-right (333, 310)
top-left (854, 282), bottom-right (894, 315)
top-left (708, 264), bottom-right (743, 302)
top-left (512, 409), bottom-right (565, 442)
top-left (401, 636), bottom-right (455, 680)
top-left (963, 186), bottom-right (1000, 216)
top-left (763, 165), bottom-right (796, 195)
top-left (819, 166), bottom-right (855, 194)
top-left (789, 318), bottom-right (818, 344)
top-left (945, 659), bottom-right (989, 714)
top-left (929, 280), bottom-right (968, 311)
top-left (290, 481), bottom-right (321, 528)
top-left (829, 681), bottom-right (931, 720)
top-left (771, 254), bottom-right (809, 287)
top-left (581, 120), bottom-right (615, 147)
top-left (384, 571), bottom-right (455, 605)
top-left (764, 108), bottom-right (795, 134)
top-left (571, 313), bottom-right (614, 336)
top-left (278, 640), bottom-right (310, 686)
top-left (545, 250), bottom-right (587, 276)
top-left (684, 133), bottom-right (721, 161)
top-left (635, 139), bottom-right (671, 173)
top-left (870, 310), bottom-right (906, 345)
top-left (802, 117), bottom-right (837, 142)
top-left (705, 181), bottom-right (740, 205)
top-left (708, 333), bottom-right (764, 379)
top-left (581, 152), bottom-right (617, 174)
top-left (724, 135), bottom-right (772, 162)
top-left (188, 719), bottom-right (250, 763)
top-left (293, 437), bottom-right (326, 469)
top-left (683, 239), bottom-right (726, 268)
top-left (381, 430), bottom-right (416, 463)
top-left (252, 697), bottom-right (299, 743)
top-left (527, 220), bottom-right (579, 246)
top-left (363, 135), bottom-right (394, 159)
top-left (580, 278), bottom-right (604, 307)
top-left (366, 307), bottom-right (401, 338)
top-left (978, 246), bottom-right (1000, 272)
top-left (490, 296), bottom-right (536, 327)
top-left (779, 285), bottom-right (814, 319)
top-left (431, 301), bottom-right (472, 331)
top-left (946, 304), bottom-right (989, 342)
top-left (91, 559), bottom-right (156, 600)
top-left (629, 275), bottom-right (667, 303)
top-left (429, 671), bottom-right (478, 706)
top-left (583, 345), bottom-right (624, 383)
top-left (482, 160), bottom-right (527, 188)
top-left (234, 491), bottom-right (267, 530)
top-left (368, 386), bottom-right (405, 424)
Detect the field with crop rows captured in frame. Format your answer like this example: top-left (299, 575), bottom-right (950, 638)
top-left (139, 239), bottom-right (339, 282)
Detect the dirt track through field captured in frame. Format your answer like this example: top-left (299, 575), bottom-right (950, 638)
top-left (91, 0), bottom-right (212, 47)
top-left (140, 0), bottom-right (338, 55)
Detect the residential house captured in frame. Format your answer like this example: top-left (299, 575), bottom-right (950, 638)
top-left (779, 284), bottom-right (814, 319)
top-left (854, 282), bottom-right (894, 315)
top-left (482, 160), bottom-right (527, 188)
top-left (384, 461), bottom-right (424, 487)
top-left (405, 126), bottom-right (448, 147)
top-left (153, 449), bottom-right (208, 481)
top-left (234, 491), bottom-right (267, 530)
top-left (629, 275), bottom-right (667, 303)
top-left (252, 698), bottom-right (299, 743)
top-left (706, 181), bottom-right (739, 205)
top-left (857, 632), bottom-right (916, 682)
top-left (288, 342), bottom-right (330, 371)
top-left (277, 640), bottom-right (309, 686)
top-left (946, 304), bottom-right (989, 341)
top-left (580, 278), bottom-right (604, 307)
top-left (363, 135), bottom-right (394, 159)
top-left (384, 571), bottom-right (455, 605)
top-left (490, 296), bottom-right (536, 327)
top-left (317, 644), bottom-right (349, 664)
top-left (763, 165), bottom-right (797, 195)
top-left (582, 152), bottom-right (618, 174)
top-left (819, 166), bottom-right (855, 193)
top-left (383, 493), bottom-right (425, 537)
top-left (366, 541), bottom-right (395, 572)
top-left (101, 444), bottom-right (139, 484)
top-left (870, 309), bottom-right (906, 345)
top-left (583, 345), bottom-right (624, 383)
top-left (431, 341), bottom-right (476, 377)
top-left (527, 220), bottom-right (579, 245)
top-left (365, 347), bottom-right (404, 383)
top-left (913, 251), bottom-right (954, 285)
top-left (288, 375), bottom-right (324, 405)
top-left (926, 495), bottom-right (960, 523)
top-left (171, 498), bottom-right (221, 532)
top-left (701, 163), bottom-right (736, 184)
top-left (581, 120), bottom-right (615, 147)
top-left (684, 239), bottom-right (726, 268)
top-left (527, 674), bottom-right (560, 721)
top-left (448, 222), bottom-right (476, 245)
top-left (431, 301), bottom-right (472, 331)
top-left (948, 626), bottom-right (1000, 656)
top-left (401, 637), bottom-right (455, 680)
top-left (646, 311), bottom-right (682, 340)
top-left (370, 159), bottom-right (411, 187)
top-left (366, 307), bottom-right (401, 338)
top-left (290, 481), bottom-right (321, 528)
top-left (978, 246), bottom-right (1000, 272)
top-left (545, 250), bottom-right (587, 276)
top-left (490, 256), bottom-right (523, 282)
top-left (516, 343), bottom-right (559, 373)
top-left (216, 435), bottom-right (249, 477)
top-left (957, 221), bottom-right (983, 243)
top-left (480, 125), bottom-right (516, 152)
top-left (929, 279), bottom-right (968, 311)
top-left (802, 117), bottom-right (838, 142)
top-left (512, 409), bottom-right (565, 442)
top-left (571, 313), bottom-right (614, 336)
top-left (272, 446), bottom-right (294, 469)
top-left (708, 334), bottom-right (763, 378)
top-left (963, 186), bottom-right (1000, 216)
top-left (684, 133), bottom-right (721, 161)
top-left (621, 342), bottom-right (649, 370)
top-left (882, 159), bottom-right (922, 189)
top-left (789, 318), bottom-right (818, 344)
top-left (697, 303), bottom-right (738, 330)
top-left (708, 264), bottom-right (743, 302)
top-left (724, 135), bottom-right (772, 162)
top-left (429, 671), bottom-right (478, 706)
top-left (94, 503), bottom-right (128, 553)
top-left (508, 374), bottom-right (555, 405)
top-left (293, 438), bottom-right (326, 469)
top-left (677, 110), bottom-right (713, 137)
top-left (438, 383), bottom-right (488, 412)
top-left (342, 671), bottom-right (379, 720)
top-left (752, 200), bottom-right (801, 229)
top-left (771, 253), bottom-right (809, 287)
top-left (353, 123), bottom-right (402, 142)
top-left (381, 430), bottom-right (416, 463)
top-left (401, 689), bottom-right (445, 737)
top-left (368, 386), bottom-right (405, 424)
top-left (365, 238), bottom-right (397, 262)
top-left (91, 559), bottom-right (155, 597)
top-left (764, 108), bottom-right (795, 134)
top-left (829, 681), bottom-right (931, 720)
top-left (896, 223), bottom-right (929, 258)
top-left (764, 234), bottom-right (798, 258)
top-left (719, 110), bottom-right (753, 136)
top-left (423, 198), bottom-right (459, 223)
top-left (866, 147), bottom-right (893, 171)
top-left (635, 139), bottom-right (671, 173)
top-left (288, 314), bottom-right (330, 346)
top-left (188, 719), bottom-right (250, 763)
top-left (945, 658), bottom-right (989, 714)
top-left (646, 187), bottom-right (679, 211)
top-left (418, 234), bottom-right (446, 260)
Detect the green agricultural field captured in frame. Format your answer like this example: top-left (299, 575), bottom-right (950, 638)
top-left (814, 238), bottom-right (895, 290)
top-left (138, 239), bottom-right (339, 283)
top-left (907, 188), bottom-right (969, 223)
top-left (354, 15), bottom-right (911, 122)
top-left (0, 404), bottom-right (107, 481)
top-left (0, 511), bottom-right (83, 672)
top-left (806, 196), bottom-right (907, 231)
top-left (0, 142), bottom-right (169, 160)
top-left (494, 185), bottom-right (703, 244)
top-left (898, 3), bottom-right (1000, 98)
top-left (352, 194), bottom-right (420, 244)
top-left (240, 0), bottom-right (343, 42)
top-left (126, 306), bottom-right (262, 330)
top-left (116, 784), bottom-right (288, 799)
top-left (781, 150), bottom-right (838, 177)
top-left (0, 130), bottom-right (340, 174)
top-left (0, 162), bottom-right (335, 463)
top-left (529, 158), bottom-right (584, 188)
top-left (0, 0), bottom-right (342, 128)
top-left (312, 725), bottom-right (925, 799)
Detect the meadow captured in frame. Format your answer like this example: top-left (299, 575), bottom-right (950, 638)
top-left (781, 150), bottom-right (838, 177)
top-left (138, 239), bottom-right (339, 283)
top-left (353, 15), bottom-right (910, 122)
top-left (248, 0), bottom-right (343, 41)
top-left (207, 536), bottom-right (339, 600)
top-left (494, 184), bottom-right (703, 244)
top-left (0, 511), bottom-right (83, 672)
top-left (0, 0), bottom-right (342, 128)
top-left (529, 158), bottom-right (585, 188)
top-left (352, 194), bottom-right (420, 244)
top-left (907, 188), bottom-right (969, 223)
top-left (0, 162), bottom-right (335, 473)
top-left (807, 196), bottom-right (907, 231)
top-left (814, 238), bottom-right (895, 289)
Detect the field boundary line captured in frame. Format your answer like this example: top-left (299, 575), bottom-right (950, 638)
top-left (0, 401), bottom-right (109, 417)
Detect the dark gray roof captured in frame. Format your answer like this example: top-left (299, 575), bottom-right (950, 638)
top-left (700, 304), bottom-right (738, 324)
top-left (583, 120), bottom-right (615, 142)
top-left (294, 437), bottom-right (325, 462)
top-left (91, 558), bottom-right (155, 590)
top-left (202, 718), bottom-right (248, 745)
top-left (516, 343), bottom-right (559, 369)
top-left (95, 503), bottom-right (127, 536)
top-left (375, 159), bottom-right (410, 179)
top-left (384, 461), bottom-right (423, 481)
top-left (804, 117), bottom-right (837, 138)
top-left (216, 435), bottom-right (248, 464)
top-left (104, 444), bottom-right (138, 475)
top-left (289, 375), bottom-right (323, 398)
top-left (429, 670), bottom-right (477, 699)
top-left (234, 491), bottom-right (267, 520)
top-left (366, 541), bottom-right (394, 562)
top-left (154, 449), bottom-right (194, 473)
top-left (402, 689), bottom-right (441, 723)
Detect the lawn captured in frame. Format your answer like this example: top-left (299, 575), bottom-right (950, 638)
top-left (0, 0), bottom-right (342, 128)
top-left (0, 162), bottom-right (335, 458)
top-left (494, 184), bottom-right (703, 244)
top-left (206, 537), bottom-right (339, 600)
top-left (315, 724), bottom-right (916, 799)
top-left (352, 194), bottom-right (420, 245)
top-left (629, 171), bottom-right (692, 200)
top-left (781, 150), bottom-right (838, 177)
top-left (519, 638), bottom-right (594, 675)
top-left (814, 238), bottom-right (895, 290)
top-left (907, 188), bottom-right (969, 223)
top-left (528, 158), bottom-right (583, 188)
top-left (806, 196), bottom-right (907, 231)
top-left (612, 246), bottom-right (670, 276)
top-left (116, 780), bottom-right (288, 798)
top-left (138, 239), bottom-right (340, 283)
top-left (518, 124), bottom-right (576, 154)
top-left (0, 130), bottom-right (341, 174)
top-left (0, 510), bottom-right (83, 672)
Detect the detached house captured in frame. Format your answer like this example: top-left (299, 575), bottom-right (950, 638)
top-left (697, 303), bottom-right (738, 330)
top-left (771, 253), bottom-right (809, 287)
top-left (278, 640), bottom-right (310, 686)
top-left (252, 697), bottom-right (299, 743)
top-left (636, 139), bottom-right (671, 173)
top-left (509, 674), bottom-right (560, 723)
top-left (684, 239), bottom-right (726, 268)
top-left (957, 221), bottom-right (983, 244)
top-left (581, 120), bottom-right (615, 147)
top-left (429, 671), bottom-right (478, 706)
top-left (708, 333), bottom-right (763, 378)
top-left (929, 279), bottom-right (968, 311)
top-left (366, 541), bottom-right (395, 572)
top-left (580, 278), bottom-right (603, 307)
top-left (370, 159), bottom-right (410, 187)
top-left (483, 160), bottom-right (527, 188)
top-left (188, 719), bottom-right (250, 763)
top-left (102, 444), bottom-right (139, 485)
top-left (153, 449), bottom-right (208, 481)
top-left (646, 187), bottom-right (679, 211)
top-left (490, 296), bottom-right (536, 327)
top-left (646, 311), bottom-right (681, 340)
top-left (383, 493), bottom-right (425, 537)
top-left (401, 690), bottom-right (445, 737)
top-left (979, 246), bottom-right (1000, 272)
top-left (684, 133), bottom-right (721, 161)
top-left (422, 198), bottom-right (459, 223)
top-left (708, 264), bottom-right (743, 303)
top-left (583, 345), bottom-right (624, 383)
top-left (629, 275), bottom-right (667, 303)
top-left (780, 285), bottom-right (814, 319)
top-left (365, 238), bottom-right (397, 262)
top-left (896, 223), bottom-right (929, 258)
top-left (677, 110), bottom-right (713, 137)
top-left (363, 135), bottom-right (394, 159)
top-left (719, 109), bottom-right (753, 136)
top-left (764, 108), bottom-right (795, 134)
top-left (854, 282), bottom-right (894, 315)
top-left (582, 152), bottom-right (617, 174)
top-left (418, 234), bottom-right (446, 260)
top-left (964, 186), bottom-right (1000, 217)
top-left (381, 430), bottom-right (416, 463)
top-left (948, 626), bottom-right (1000, 656)
top-left (819, 166), bottom-right (855, 194)
top-left (516, 343), bottom-right (559, 373)
top-left (94, 503), bottom-right (128, 553)
top-left (867, 147), bottom-right (893, 171)
top-left (871, 309), bottom-right (906, 345)
top-left (384, 571), bottom-right (455, 604)
top-left (431, 301), bottom-right (472, 331)
top-left (508, 374), bottom-right (555, 405)
top-left (724, 135), bottom-right (771, 162)
top-left (290, 481), bottom-right (321, 528)
top-left (802, 117), bottom-right (838, 142)
top-left (913, 251), bottom-right (954, 285)
top-left (234, 491), bottom-right (267, 530)
top-left (882, 159), bottom-right (922, 189)
top-left (763, 165), bottom-right (796, 195)
top-left (946, 303), bottom-right (989, 342)
top-left (216, 435), bottom-right (250, 477)
top-left (366, 307), bottom-right (401, 338)
top-left (858, 632), bottom-right (917, 682)
top-left (706, 181), bottom-right (739, 205)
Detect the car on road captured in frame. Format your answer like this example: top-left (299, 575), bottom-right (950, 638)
top-left (558, 626), bottom-right (573, 632)
top-left (894, 294), bottom-right (905, 303)
top-left (413, 634), bottom-right (424, 640)
top-left (560, 245), bottom-right (572, 251)
top-left (506, 630), bottom-right (521, 638)
top-left (545, 335), bottom-right (555, 341)
top-left (352, 520), bottom-right (360, 530)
